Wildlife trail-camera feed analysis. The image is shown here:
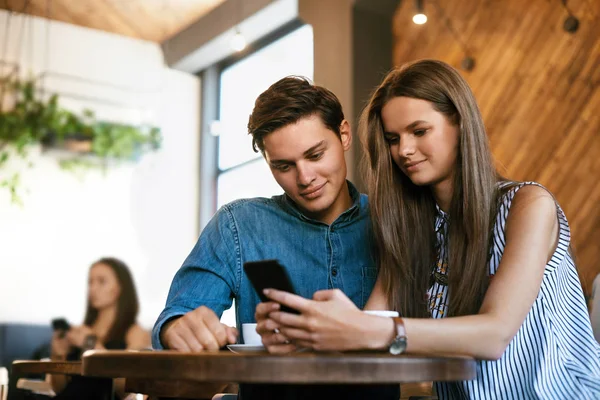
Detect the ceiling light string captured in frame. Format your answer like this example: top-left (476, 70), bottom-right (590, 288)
top-left (431, 0), bottom-right (475, 71)
top-left (27, 0), bottom-right (33, 77)
top-left (412, 0), bottom-right (427, 25)
top-left (41, 0), bottom-right (52, 98)
top-left (1, 10), bottom-right (13, 114)
top-left (161, 0), bottom-right (171, 65)
top-left (14, 0), bottom-right (30, 77)
top-left (1, 10), bottom-right (12, 73)
top-left (559, 0), bottom-right (580, 33)
top-left (230, 0), bottom-right (246, 52)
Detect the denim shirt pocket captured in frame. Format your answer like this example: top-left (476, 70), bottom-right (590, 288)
top-left (361, 266), bottom-right (379, 307)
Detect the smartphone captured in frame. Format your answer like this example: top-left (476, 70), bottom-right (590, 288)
top-left (243, 259), bottom-right (300, 314)
top-left (51, 318), bottom-right (71, 331)
top-left (51, 318), bottom-right (71, 338)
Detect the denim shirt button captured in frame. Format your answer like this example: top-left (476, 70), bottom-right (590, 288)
top-left (331, 268), bottom-right (338, 276)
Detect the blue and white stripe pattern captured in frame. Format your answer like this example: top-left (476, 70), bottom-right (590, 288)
top-left (428, 182), bottom-right (600, 399)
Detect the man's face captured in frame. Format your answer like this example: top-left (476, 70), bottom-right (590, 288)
top-left (263, 115), bottom-right (352, 225)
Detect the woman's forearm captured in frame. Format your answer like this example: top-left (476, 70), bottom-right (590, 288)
top-left (47, 373), bottom-right (69, 394)
top-left (363, 275), bottom-right (389, 310)
top-left (365, 314), bottom-right (510, 360)
top-left (48, 351), bottom-right (69, 393)
top-left (403, 315), bottom-right (509, 359)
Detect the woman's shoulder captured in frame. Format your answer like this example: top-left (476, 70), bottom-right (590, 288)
top-left (497, 181), bottom-right (557, 225)
top-left (125, 323), bottom-right (151, 348)
top-left (509, 183), bottom-right (555, 207)
top-left (498, 180), bottom-right (554, 201)
top-left (491, 181), bottom-right (563, 249)
top-left (496, 181), bottom-right (558, 219)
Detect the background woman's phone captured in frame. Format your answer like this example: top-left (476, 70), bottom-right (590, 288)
top-left (51, 318), bottom-right (71, 338)
top-left (243, 259), bottom-right (300, 314)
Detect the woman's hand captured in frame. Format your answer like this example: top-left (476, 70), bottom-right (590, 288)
top-left (261, 288), bottom-right (393, 351)
top-left (66, 325), bottom-right (94, 348)
top-left (256, 301), bottom-right (298, 354)
top-left (50, 331), bottom-right (71, 359)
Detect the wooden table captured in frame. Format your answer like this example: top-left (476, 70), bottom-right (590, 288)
top-left (81, 350), bottom-right (476, 398)
top-left (12, 360), bottom-right (82, 376)
top-left (83, 350), bottom-right (475, 384)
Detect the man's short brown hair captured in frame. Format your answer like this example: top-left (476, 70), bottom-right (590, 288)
top-left (248, 76), bottom-right (345, 153)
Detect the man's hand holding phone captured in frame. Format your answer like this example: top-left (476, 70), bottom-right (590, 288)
top-left (160, 306), bottom-right (238, 352)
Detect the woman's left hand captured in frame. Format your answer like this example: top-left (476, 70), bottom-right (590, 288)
top-left (263, 288), bottom-right (381, 351)
top-left (66, 325), bottom-right (95, 348)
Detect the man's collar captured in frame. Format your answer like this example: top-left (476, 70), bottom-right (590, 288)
top-left (281, 180), bottom-right (361, 225)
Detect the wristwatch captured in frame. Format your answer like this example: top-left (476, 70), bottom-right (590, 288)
top-left (389, 317), bottom-right (407, 355)
top-left (82, 334), bottom-right (97, 351)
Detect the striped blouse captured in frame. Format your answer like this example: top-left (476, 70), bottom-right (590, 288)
top-left (428, 182), bottom-right (600, 399)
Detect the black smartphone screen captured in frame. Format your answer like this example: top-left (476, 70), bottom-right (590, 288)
top-left (243, 259), bottom-right (300, 314)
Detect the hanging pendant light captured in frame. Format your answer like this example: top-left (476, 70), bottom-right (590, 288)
top-left (230, 27), bottom-right (246, 52)
top-left (413, 0), bottom-right (427, 25)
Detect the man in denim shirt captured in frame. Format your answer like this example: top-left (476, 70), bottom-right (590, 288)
top-left (152, 77), bottom-right (398, 399)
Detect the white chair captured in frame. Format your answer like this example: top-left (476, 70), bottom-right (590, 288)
top-left (0, 367), bottom-right (8, 400)
top-left (16, 378), bottom-right (55, 396)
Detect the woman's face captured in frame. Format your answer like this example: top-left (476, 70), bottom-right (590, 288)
top-left (381, 96), bottom-right (459, 190)
top-left (88, 263), bottom-right (121, 310)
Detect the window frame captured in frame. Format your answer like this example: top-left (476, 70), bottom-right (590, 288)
top-left (198, 19), bottom-right (310, 229)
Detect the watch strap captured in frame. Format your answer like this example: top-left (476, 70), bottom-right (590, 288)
top-left (392, 317), bottom-right (406, 339)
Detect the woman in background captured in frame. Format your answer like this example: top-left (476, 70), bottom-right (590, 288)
top-left (49, 257), bottom-right (150, 399)
top-left (256, 60), bottom-right (600, 399)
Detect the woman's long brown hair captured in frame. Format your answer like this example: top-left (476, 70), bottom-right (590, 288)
top-left (84, 257), bottom-right (139, 344)
top-left (360, 60), bottom-right (500, 317)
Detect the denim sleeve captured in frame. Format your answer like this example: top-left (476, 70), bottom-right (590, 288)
top-left (152, 206), bottom-right (240, 349)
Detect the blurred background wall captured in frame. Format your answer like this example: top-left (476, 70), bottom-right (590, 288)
top-left (391, 0), bottom-right (599, 292)
top-left (0, 10), bottom-right (200, 328)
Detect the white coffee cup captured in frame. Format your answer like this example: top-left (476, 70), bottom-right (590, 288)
top-left (0, 366), bottom-right (7, 384)
top-left (242, 323), bottom-right (262, 345)
top-left (364, 310), bottom-right (399, 318)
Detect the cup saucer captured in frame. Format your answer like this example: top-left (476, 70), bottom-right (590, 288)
top-left (226, 344), bottom-right (266, 354)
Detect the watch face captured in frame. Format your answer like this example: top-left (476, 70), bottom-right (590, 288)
top-left (389, 337), bottom-right (407, 355)
top-left (83, 335), bottom-right (97, 350)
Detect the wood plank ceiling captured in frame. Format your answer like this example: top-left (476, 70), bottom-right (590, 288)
top-left (0, 0), bottom-right (226, 42)
top-left (392, 0), bottom-right (600, 294)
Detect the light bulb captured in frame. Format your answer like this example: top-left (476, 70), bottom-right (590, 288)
top-left (231, 30), bottom-right (246, 52)
top-left (413, 13), bottom-right (427, 24)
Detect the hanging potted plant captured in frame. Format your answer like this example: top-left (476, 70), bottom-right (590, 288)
top-left (0, 76), bottom-right (162, 204)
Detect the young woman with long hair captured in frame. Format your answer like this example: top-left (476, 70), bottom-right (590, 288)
top-left (255, 60), bottom-right (600, 398)
top-left (49, 257), bottom-right (150, 399)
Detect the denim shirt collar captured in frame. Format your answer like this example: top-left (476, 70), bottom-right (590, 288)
top-left (279, 180), bottom-right (362, 227)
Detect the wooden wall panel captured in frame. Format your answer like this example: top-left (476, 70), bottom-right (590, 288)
top-left (393, 0), bottom-right (600, 293)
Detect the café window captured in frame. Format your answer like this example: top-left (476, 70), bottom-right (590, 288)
top-left (216, 24), bottom-right (314, 208)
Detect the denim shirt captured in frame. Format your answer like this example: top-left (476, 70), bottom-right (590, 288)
top-left (152, 181), bottom-right (377, 348)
